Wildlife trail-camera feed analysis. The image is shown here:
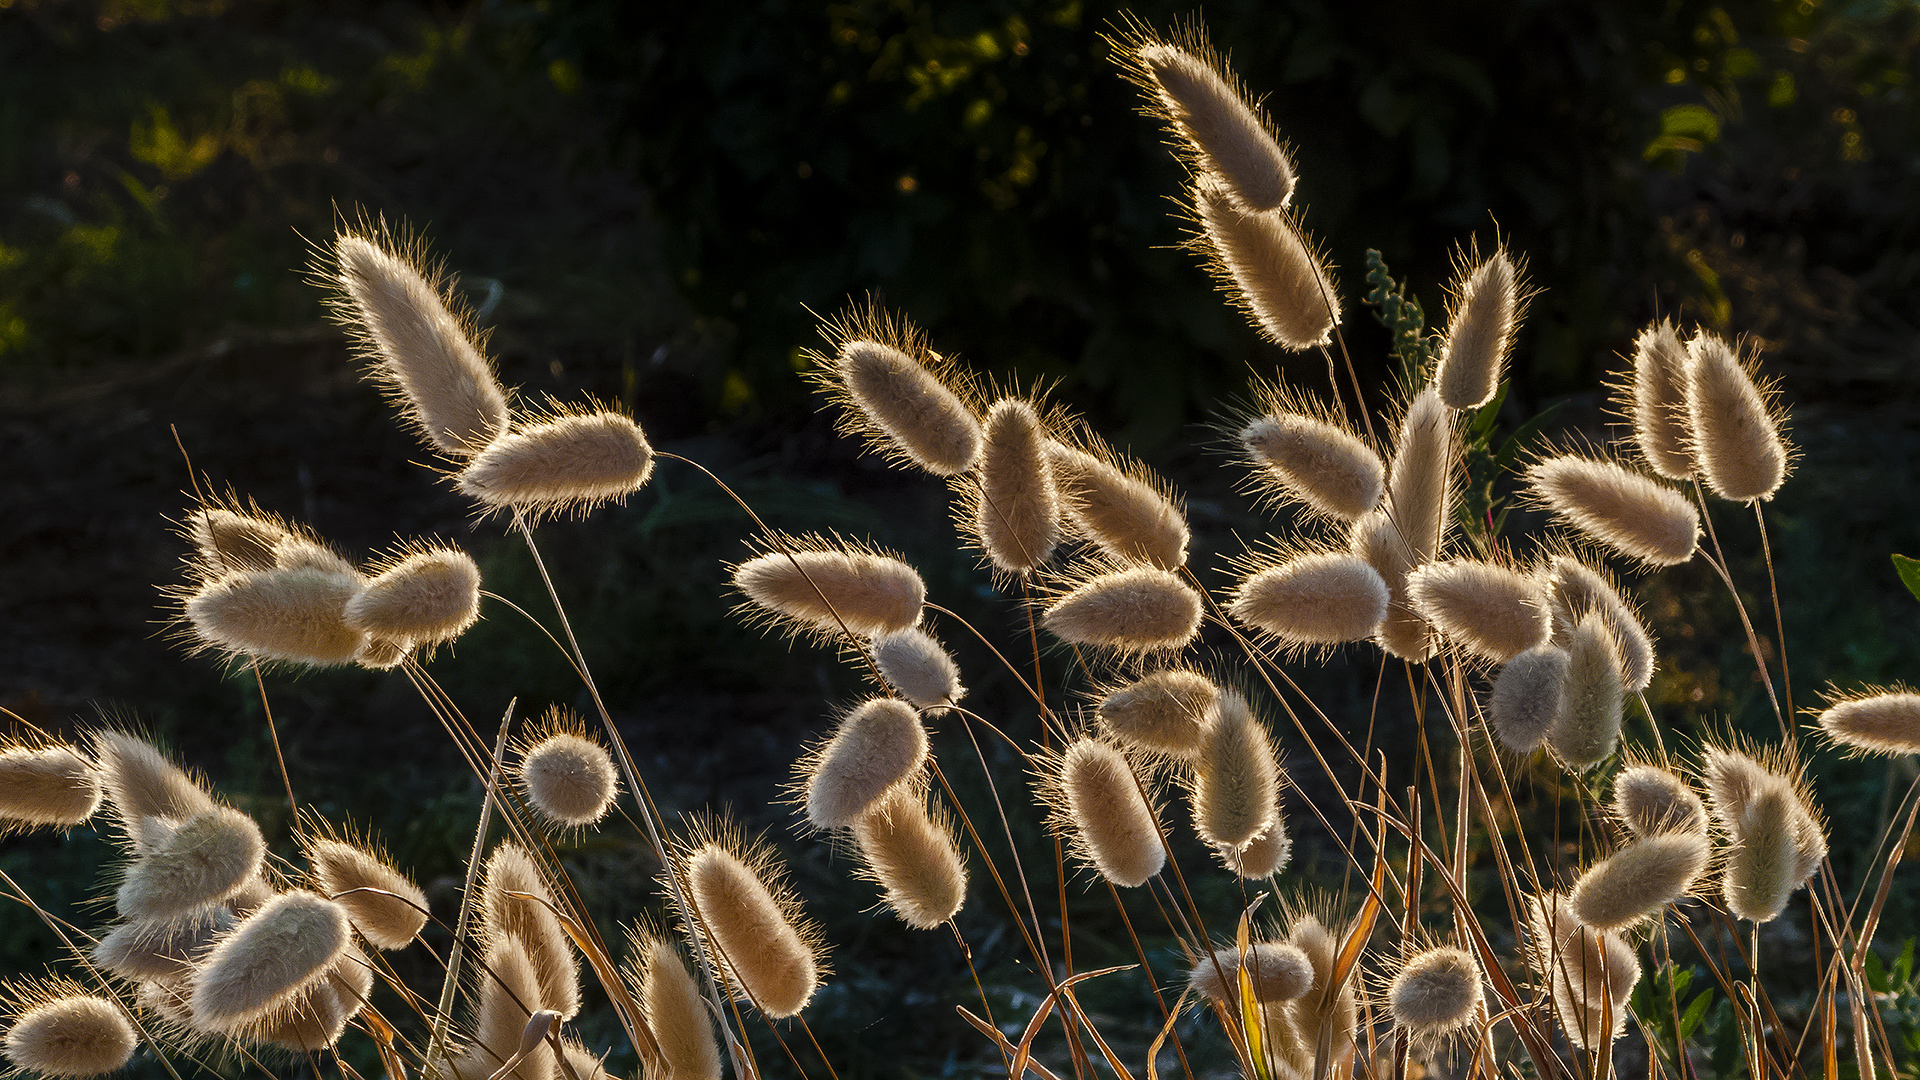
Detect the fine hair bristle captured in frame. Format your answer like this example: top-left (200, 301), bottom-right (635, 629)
top-left (1229, 551), bottom-right (1389, 648)
top-left (731, 540), bottom-right (926, 639)
top-left (1524, 893), bottom-right (1639, 1050)
top-left (1186, 942), bottom-right (1314, 1005)
top-left (517, 725), bottom-right (619, 829)
top-left (1404, 558), bottom-right (1552, 663)
top-left (1221, 821), bottom-right (1290, 879)
top-left (331, 231), bottom-right (509, 457)
top-left (1188, 174), bottom-right (1338, 350)
top-left (1435, 247), bottom-right (1523, 411)
top-left (306, 837), bottom-right (430, 950)
top-left (1817, 687), bottom-right (1920, 757)
top-left (344, 544), bottom-right (482, 645)
top-left (1237, 410), bottom-right (1384, 522)
top-left (455, 405), bottom-right (656, 520)
top-left (248, 950), bottom-right (371, 1051)
top-left (1539, 553), bottom-right (1655, 693)
top-left (1049, 739), bottom-right (1166, 888)
top-left (681, 837), bottom-right (823, 1019)
top-left (1626, 319), bottom-right (1695, 480)
top-left (1611, 763), bottom-right (1707, 838)
top-left (1128, 35), bottom-right (1296, 211)
top-left (1, 987), bottom-right (137, 1078)
top-left (850, 787), bottom-right (968, 929)
top-left (116, 805), bottom-right (266, 921)
top-left (188, 890), bottom-right (352, 1032)
top-left (1045, 439), bottom-right (1189, 570)
top-left (1526, 454), bottom-right (1699, 567)
top-left (1545, 613), bottom-right (1624, 772)
top-left (1348, 509), bottom-right (1434, 661)
top-left (820, 309), bottom-right (983, 476)
top-left (92, 908), bottom-right (234, 980)
top-left (188, 506), bottom-right (291, 576)
top-left (89, 730), bottom-right (215, 847)
top-left (1685, 330), bottom-right (1790, 503)
top-left (801, 698), bottom-right (928, 830)
top-left (1190, 691), bottom-right (1282, 851)
top-left (271, 536), bottom-right (357, 575)
top-left (1384, 386), bottom-right (1457, 569)
top-left (354, 636), bottom-right (413, 670)
top-left (183, 565), bottom-right (367, 667)
top-left (869, 627), bottom-right (964, 709)
top-left (479, 841), bottom-right (581, 1020)
top-left (1699, 744), bottom-right (1825, 923)
top-left (974, 398), bottom-right (1063, 575)
top-left (1386, 946), bottom-right (1483, 1037)
top-left (464, 937), bottom-right (553, 1080)
top-left (1488, 644), bottom-right (1569, 754)
top-left (1568, 832), bottom-right (1710, 931)
top-left (1095, 669), bottom-right (1217, 759)
top-left (1041, 566), bottom-right (1203, 652)
top-left (629, 935), bottom-right (722, 1080)
top-left (0, 744), bottom-right (100, 831)
top-left (558, 1040), bottom-right (606, 1080)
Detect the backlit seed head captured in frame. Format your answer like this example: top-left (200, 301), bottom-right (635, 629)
top-left (870, 627), bottom-right (964, 709)
top-left (93, 909), bottom-right (234, 981)
top-left (1230, 551), bottom-right (1389, 648)
top-left (1524, 893), bottom-right (1639, 1050)
top-left (1095, 669), bottom-right (1217, 759)
top-left (1526, 454), bottom-right (1699, 568)
top-left (270, 537), bottom-right (357, 575)
top-left (804, 302), bottom-right (982, 476)
top-left (1285, 907), bottom-right (1359, 1061)
top-left (1435, 247), bottom-right (1524, 411)
top-left (558, 1040), bottom-right (606, 1080)
top-left (1220, 821), bottom-right (1290, 879)
top-left (1539, 553), bottom-right (1655, 693)
top-left (354, 636), bottom-right (413, 670)
top-left (677, 829), bottom-right (825, 1018)
top-left (1125, 33), bottom-right (1296, 211)
top-left (330, 228), bottom-right (509, 457)
top-left (479, 842), bottom-right (580, 1020)
top-left (345, 544), bottom-right (481, 645)
top-left (1387, 946), bottom-right (1483, 1037)
top-left (1685, 331), bottom-right (1791, 503)
top-left (186, 502), bottom-right (293, 576)
top-left (189, 891), bottom-right (352, 1032)
top-left (1191, 692), bottom-right (1282, 851)
top-left (626, 934), bottom-right (722, 1080)
top-left (731, 537), bottom-right (925, 640)
top-left (971, 398), bottom-right (1062, 575)
top-left (455, 404), bottom-right (655, 520)
top-left (1236, 403), bottom-right (1384, 522)
top-left (515, 711), bottom-right (619, 829)
top-left (1189, 174), bottom-right (1338, 350)
top-left (1042, 566), bottom-right (1203, 652)
top-left (1187, 942), bottom-right (1314, 1005)
top-left (1624, 319), bottom-right (1695, 480)
top-left (306, 836), bottom-right (430, 950)
top-left (800, 698), bottom-right (928, 830)
top-left (88, 731), bottom-right (215, 850)
top-left (2, 983), bottom-right (137, 1078)
top-left (1488, 644), bottom-right (1569, 754)
top-left (1349, 509), bottom-right (1434, 661)
top-left (1611, 764), bottom-right (1707, 838)
top-left (1385, 386), bottom-right (1457, 569)
top-left (1045, 438), bottom-right (1189, 570)
top-left (1817, 687), bottom-right (1920, 757)
top-left (1569, 832), bottom-right (1710, 931)
top-left (247, 951), bottom-right (371, 1051)
top-left (851, 786), bottom-right (968, 929)
top-left (116, 806), bottom-right (267, 920)
top-left (1045, 739), bottom-right (1165, 888)
top-left (1546, 614), bottom-right (1624, 772)
top-left (183, 564), bottom-right (367, 667)
top-left (1405, 558), bottom-right (1551, 663)
top-left (464, 937), bottom-right (553, 1080)
top-left (0, 744), bottom-right (100, 832)
top-left (1699, 743), bottom-right (1826, 923)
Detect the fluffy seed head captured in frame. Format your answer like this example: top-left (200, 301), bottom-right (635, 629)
top-left (1405, 559), bottom-right (1551, 663)
top-left (518, 730), bottom-right (619, 828)
top-left (683, 840), bottom-right (822, 1018)
top-left (189, 507), bottom-right (291, 575)
top-left (1540, 554), bottom-right (1655, 693)
top-left (344, 545), bottom-right (481, 645)
top-left (1230, 552), bottom-right (1389, 647)
top-left (184, 565), bottom-right (366, 666)
top-left (1626, 319), bottom-right (1694, 480)
top-left (248, 951), bottom-right (371, 1051)
top-left (1042, 567), bottom-right (1202, 652)
top-left (2, 990), bottom-right (136, 1078)
top-left (834, 337), bottom-right (982, 476)
top-left (189, 890), bottom-right (352, 1031)
top-left (1187, 942), bottom-right (1314, 1005)
top-left (1435, 249), bottom-right (1522, 411)
top-left (116, 806), bottom-right (266, 920)
top-left (1132, 39), bottom-right (1296, 210)
top-left (851, 787), bottom-right (968, 929)
top-left (1050, 740), bottom-right (1165, 887)
top-left (1611, 764), bottom-right (1707, 838)
top-left (1569, 833), bottom-right (1710, 931)
top-left (1222, 822), bottom-right (1290, 879)
top-left (1699, 745), bottom-right (1826, 923)
top-left (1817, 689), bottom-right (1920, 757)
top-left (1546, 614), bottom-right (1623, 771)
top-left (333, 231), bottom-right (509, 457)
top-left (456, 407), bottom-right (655, 520)
top-left (92, 909), bottom-right (233, 980)
top-left (1385, 387), bottom-right (1457, 567)
top-left (89, 731), bottom-right (214, 846)
top-left (1349, 509), bottom-right (1433, 661)
top-left (1096, 669), bottom-right (1217, 758)
top-left (307, 837), bottom-right (430, 950)
top-left (1489, 644), bottom-right (1569, 754)
top-left (632, 937), bottom-right (722, 1080)
top-left (0, 745), bottom-right (100, 831)
top-left (479, 842), bottom-right (579, 1019)
top-left (803, 698), bottom-right (928, 830)
top-left (1045, 440), bottom-right (1188, 569)
top-left (1525, 893), bottom-right (1639, 1050)
top-left (1287, 910), bottom-right (1360, 1059)
top-left (1527, 455), bottom-right (1698, 567)
top-left (1237, 411), bottom-right (1384, 521)
top-left (1191, 692), bottom-right (1281, 851)
top-left (355, 636), bottom-right (413, 670)
top-left (870, 627), bottom-right (964, 709)
top-left (465, 937), bottom-right (553, 1080)
top-left (1686, 331), bottom-right (1789, 503)
top-left (1387, 946), bottom-right (1482, 1036)
top-left (732, 543), bottom-right (925, 639)
top-left (1190, 175), bottom-right (1338, 350)
top-left (974, 398), bottom-right (1062, 574)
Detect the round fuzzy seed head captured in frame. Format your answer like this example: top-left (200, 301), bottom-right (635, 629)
top-left (1627, 319), bottom-right (1695, 480)
top-left (1489, 644), bottom-right (1568, 754)
top-left (333, 232), bottom-right (509, 457)
top-left (1685, 332), bottom-right (1789, 503)
top-left (1134, 41), bottom-right (1295, 211)
top-left (0, 746), bottom-right (100, 830)
top-left (1192, 692), bottom-right (1281, 851)
top-left (185, 565), bottom-right (367, 666)
top-left (732, 546), bottom-right (925, 639)
top-left (1045, 441), bottom-right (1188, 570)
top-left (93, 909), bottom-right (233, 980)
top-left (1435, 249), bottom-right (1521, 411)
top-left (1527, 455), bottom-right (1698, 568)
top-left (117, 806), bottom-right (266, 920)
top-left (479, 842), bottom-right (580, 1020)
top-left (1569, 833), bottom-right (1710, 931)
top-left (345, 546), bottom-right (481, 645)
top-left (1818, 690), bottom-right (1920, 757)
top-left (804, 699), bottom-right (928, 830)
top-left (634, 938), bottom-right (722, 1080)
top-left (1387, 946), bottom-right (1482, 1037)
top-left (835, 338), bottom-right (982, 476)
top-left (1540, 555), bottom-right (1655, 693)
top-left (1054, 740), bottom-right (1165, 888)
top-left (1190, 175), bottom-right (1338, 350)
top-left (1611, 765), bottom-right (1707, 838)
top-left (456, 409), bottom-right (655, 520)
top-left (1405, 559), bottom-right (1551, 663)
top-left (684, 842), bottom-right (821, 1018)
top-left (870, 628), bottom-right (963, 709)
top-left (1096, 670), bottom-right (1217, 759)
top-left (190, 890), bottom-right (352, 1032)
top-left (1348, 509), bottom-right (1434, 662)
top-left (1222, 822), bottom-right (1290, 879)
top-left (89, 731), bottom-right (214, 846)
top-left (1238, 412), bottom-right (1384, 522)
top-left (975, 399), bottom-right (1062, 575)
top-left (1187, 943), bottom-right (1314, 1005)
top-left (307, 838), bottom-right (430, 950)
top-left (1042, 567), bottom-right (1202, 652)
top-left (3, 993), bottom-right (136, 1078)
top-left (190, 508), bottom-right (291, 575)
top-left (1385, 387), bottom-right (1457, 568)
top-left (518, 733), bottom-right (619, 828)
top-left (851, 788), bottom-right (968, 929)
top-left (1546, 614), bottom-right (1624, 772)
top-left (1230, 552), bottom-right (1389, 647)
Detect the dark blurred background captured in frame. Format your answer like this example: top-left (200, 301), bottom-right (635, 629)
top-left (3, 0), bottom-right (1919, 1075)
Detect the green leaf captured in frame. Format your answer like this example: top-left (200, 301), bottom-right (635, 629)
top-left (1866, 947), bottom-right (1890, 993)
top-left (1894, 555), bottom-right (1920, 604)
top-left (1899, 936), bottom-right (1916, 984)
top-left (1678, 988), bottom-right (1712, 1042)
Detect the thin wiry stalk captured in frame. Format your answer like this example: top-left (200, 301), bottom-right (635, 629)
top-left (427, 699), bottom-right (514, 1067)
top-left (1753, 501), bottom-right (1795, 725)
top-left (1690, 478), bottom-right (1790, 744)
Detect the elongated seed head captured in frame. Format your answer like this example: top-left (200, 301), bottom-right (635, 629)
top-left (93, 909), bottom-right (233, 980)
top-left (1525, 893), bottom-right (1639, 1050)
top-left (117, 806), bottom-right (266, 920)
top-left (1385, 387), bottom-right (1456, 567)
top-left (1611, 764), bottom-right (1707, 838)
top-left (89, 731), bottom-right (215, 848)
top-left (1052, 740), bottom-right (1165, 887)
top-left (558, 1041), bottom-right (605, 1080)
top-left (1627, 319), bottom-right (1694, 479)
top-left (190, 508), bottom-right (292, 575)
top-left (633, 938), bottom-right (722, 1080)
top-left (1817, 690), bottom-right (1920, 757)
top-left (355, 636), bottom-right (413, 670)
top-left (333, 232), bottom-right (509, 457)
top-left (1187, 942), bottom-right (1314, 1005)
top-left (1387, 946), bottom-right (1482, 1037)
top-left (975, 399), bottom-right (1062, 574)
top-left (870, 627), bottom-right (964, 708)
top-left (189, 891), bottom-right (352, 1031)
top-left (307, 838), bottom-right (429, 950)
top-left (732, 545), bottom-right (925, 638)
top-left (185, 565), bottom-right (367, 666)
top-left (1192, 692), bottom-right (1281, 851)
top-left (1133, 40), bottom-right (1296, 210)
top-left (835, 338), bottom-right (981, 475)
top-left (1699, 745), bottom-right (1826, 923)
top-left (1527, 455), bottom-right (1698, 567)
top-left (1546, 614), bottom-right (1623, 771)
top-left (1221, 821), bottom-right (1290, 879)
top-left (683, 841), bottom-right (821, 1018)
top-left (518, 732), bottom-right (619, 828)
top-left (248, 951), bottom-right (370, 1050)
top-left (1405, 559), bottom-right (1551, 663)
top-left (1349, 509), bottom-right (1433, 661)
top-left (1435, 249), bottom-right (1521, 411)
top-left (465, 937), bottom-right (552, 1080)
top-left (0, 746), bottom-right (100, 830)
top-left (1288, 911), bottom-right (1359, 1060)
top-left (3, 991), bottom-right (136, 1078)
top-left (1045, 441), bottom-right (1188, 569)
top-left (1489, 644), bottom-right (1568, 754)
top-left (1096, 669), bottom-right (1217, 758)
top-left (1686, 331), bottom-right (1789, 502)
top-left (1540, 554), bottom-right (1655, 692)
top-left (345, 546), bottom-right (481, 644)
top-left (456, 408), bottom-right (654, 520)
top-left (1238, 412), bottom-right (1384, 521)
top-left (851, 787), bottom-right (968, 929)
top-left (1230, 552), bottom-right (1389, 647)
top-left (1042, 567), bottom-right (1202, 652)
top-left (479, 842), bottom-right (580, 1020)
top-left (803, 698), bottom-right (928, 830)
top-left (1569, 832), bottom-right (1710, 930)
top-left (1190, 175), bottom-right (1338, 349)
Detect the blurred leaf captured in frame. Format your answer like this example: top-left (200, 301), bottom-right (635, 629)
top-left (1893, 554), bottom-right (1920, 604)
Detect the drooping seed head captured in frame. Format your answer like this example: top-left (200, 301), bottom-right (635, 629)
top-left (1526, 454), bottom-right (1698, 568)
top-left (89, 731), bottom-right (215, 846)
top-left (1191, 692), bottom-right (1282, 851)
top-left (1042, 567), bottom-right (1202, 653)
top-left (1348, 509), bottom-right (1433, 661)
top-left (850, 787), bottom-right (968, 929)
top-left (189, 890), bottom-right (352, 1032)
top-left (1221, 822), bottom-right (1290, 879)
top-left (184, 565), bottom-right (367, 666)
top-left (1685, 331), bottom-right (1790, 503)
top-left (1625, 319), bottom-right (1695, 480)
top-left (1045, 440), bottom-right (1188, 570)
top-left (870, 627), bottom-right (964, 709)
top-left (1539, 554), bottom-right (1655, 693)
top-left (731, 541), bottom-right (925, 639)
top-left (306, 837), bottom-right (430, 950)
top-left (974, 398), bottom-right (1062, 575)
top-left (1488, 644), bottom-right (1568, 754)
top-left (479, 842), bottom-right (579, 1020)
top-left (1130, 37), bottom-right (1296, 211)
top-left (0, 745), bottom-right (100, 831)
top-left (1187, 942), bottom-right (1314, 1005)
top-left (93, 908), bottom-right (233, 980)
top-left (1237, 410), bottom-right (1384, 522)
top-left (517, 727), bottom-right (619, 829)
top-left (456, 406), bottom-right (655, 520)
top-left (2, 987), bottom-right (137, 1078)
top-left (1230, 551), bottom-right (1389, 648)
top-left (117, 806), bottom-right (267, 920)
top-left (681, 838), bottom-right (823, 1018)
top-left (832, 335), bottom-right (982, 476)
top-left (1095, 669), bottom-right (1217, 759)
top-left (1435, 248), bottom-right (1522, 411)
top-left (1546, 614), bottom-right (1624, 771)
top-left (1524, 893), bottom-right (1639, 1050)
top-left (1386, 946), bottom-right (1483, 1037)
top-left (802, 698), bottom-right (928, 830)
top-left (1568, 832), bottom-right (1710, 931)
top-left (1817, 689), bottom-right (1920, 757)
top-left (1049, 739), bottom-right (1165, 888)
top-left (1405, 558), bottom-right (1551, 663)
top-left (1611, 764), bottom-right (1707, 838)
top-left (344, 545), bottom-right (481, 645)
top-left (332, 231), bottom-right (510, 457)
top-left (188, 506), bottom-right (292, 576)
top-left (629, 936), bottom-right (722, 1080)
top-left (1189, 175), bottom-right (1338, 350)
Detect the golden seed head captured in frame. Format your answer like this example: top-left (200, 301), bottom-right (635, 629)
top-left (1189, 174), bottom-right (1338, 350)
top-left (1348, 509), bottom-right (1434, 661)
top-left (870, 627), bottom-right (964, 709)
top-left (1237, 412), bottom-right (1384, 522)
top-left (188, 507), bottom-right (291, 575)
top-left (518, 732), bottom-right (619, 828)
top-left (835, 337), bottom-right (982, 476)
top-left (1435, 248), bottom-right (1522, 411)
top-left (1526, 454), bottom-right (1699, 567)
top-left (188, 890), bottom-right (353, 1032)
top-left (465, 937), bottom-right (553, 1080)
top-left (1611, 764), bottom-right (1707, 838)
top-left (1405, 558), bottom-right (1551, 663)
top-left (2, 989), bottom-right (137, 1078)
top-left (88, 731), bottom-right (215, 848)
top-left (1042, 567), bottom-right (1202, 652)
top-left (1387, 946), bottom-right (1483, 1036)
top-left (1685, 330), bottom-right (1790, 503)
top-left (1626, 319), bottom-right (1695, 480)
top-left (1539, 554), bottom-right (1655, 693)
top-left (1220, 821), bottom-right (1290, 879)
top-left (630, 936), bottom-right (722, 1080)
top-left (1524, 893), bottom-right (1639, 1050)
top-left (1052, 739), bottom-right (1165, 888)
top-left (456, 407), bottom-right (655, 520)
top-left (1700, 745), bottom-right (1826, 923)
top-left (682, 839), bottom-right (823, 1018)
top-left (802, 698), bottom-right (928, 830)
top-left (0, 745), bottom-right (100, 832)
top-left (974, 398), bottom-right (1063, 575)
top-left (1230, 551), bottom-right (1389, 647)
top-left (1191, 692), bottom-right (1282, 851)
top-left (1568, 832), bottom-right (1711, 931)
top-left (1488, 644), bottom-right (1569, 754)
top-left (1132, 39), bottom-right (1296, 211)
top-left (345, 545), bottom-right (481, 645)
top-left (732, 542), bottom-right (926, 639)
top-left (1045, 440), bottom-right (1189, 570)
top-left (116, 806), bottom-right (267, 921)
top-left (479, 842), bottom-right (580, 1020)
top-left (1817, 689), bottom-right (1920, 757)
top-left (1546, 613), bottom-right (1624, 772)
top-left (307, 837), bottom-right (430, 950)
top-left (850, 787), bottom-right (968, 929)
top-left (1187, 942), bottom-right (1314, 1005)
top-left (92, 909), bottom-right (233, 981)
top-left (1096, 669), bottom-right (1218, 759)
top-left (1385, 386), bottom-right (1457, 567)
